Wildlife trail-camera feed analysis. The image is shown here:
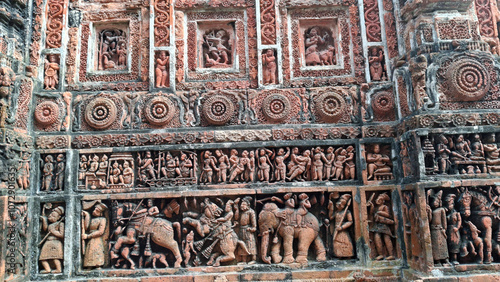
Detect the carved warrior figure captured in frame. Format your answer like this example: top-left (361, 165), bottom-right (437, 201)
top-left (98, 29), bottom-right (127, 70)
top-left (39, 204), bottom-right (65, 274)
top-left (183, 198), bottom-right (250, 266)
top-left (235, 196), bottom-right (257, 264)
top-left (445, 194), bottom-right (461, 265)
top-left (328, 193), bottom-right (354, 258)
top-left (304, 27), bottom-right (335, 66)
top-left (262, 49), bottom-right (277, 85)
top-left (259, 193), bottom-right (327, 264)
top-left (82, 201), bottom-right (108, 269)
top-left (155, 51), bottom-right (169, 88)
top-left (368, 47), bottom-right (386, 81)
top-left (203, 29), bottom-right (231, 68)
top-left (110, 199), bottom-right (182, 269)
top-left (367, 193), bottom-right (395, 260)
top-left (366, 144), bottom-right (392, 180)
top-left (44, 54), bottom-right (59, 90)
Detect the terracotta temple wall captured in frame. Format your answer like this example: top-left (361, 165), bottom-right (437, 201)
top-left (1, 0), bottom-right (500, 281)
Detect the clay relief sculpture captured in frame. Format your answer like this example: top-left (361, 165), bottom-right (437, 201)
top-left (424, 134), bottom-right (497, 175)
top-left (82, 201), bottom-right (109, 270)
top-left (182, 197), bottom-right (250, 266)
top-left (258, 193), bottom-right (327, 264)
top-left (203, 29), bottom-right (232, 68)
top-left (78, 153), bottom-right (134, 190)
top-left (422, 187), bottom-right (500, 265)
top-left (39, 203), bottom-right (65, 274)
top-left (262, 49), bottom-right (277, 85)
top-left (304, 27), bottom-right (336, 66)
top-left (98, 29), bottom-right (127, 71)
top-left (110, 199), bottom-right (182, 269)
top-left (44, 54), bottom-right (60, 90)
top-left (366, 144), bottom-right (393, 180)
top-left (367, 192), bottom-right (395, 260)
top-left (6, 204), bottom-right (27, 276)
top-left (328, 193), bottom-right (355, 258)
top-left (40, 154), bottom-right (65, 192)
top-left (155, 51), bottom-right (169, 88)
top-left (137, 151), bottom-right (197, 187)
top-left (368, 47), bottom-right (386, 81)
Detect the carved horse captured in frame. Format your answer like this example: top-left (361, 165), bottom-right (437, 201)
top-left (458, 188), bottom-right (496, 263)
top-left (111, 201), bottom-right (182, 268)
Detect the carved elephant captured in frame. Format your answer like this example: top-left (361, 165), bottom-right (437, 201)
top-left (258, 202), bottom-right (326, 264)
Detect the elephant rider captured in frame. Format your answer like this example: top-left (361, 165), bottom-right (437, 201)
top-left (271, 193), bottom-right (298, 227)
top-left (110, 201), bottom-right (149, 259)
top-left (297, 193), bottom-right (311, 227)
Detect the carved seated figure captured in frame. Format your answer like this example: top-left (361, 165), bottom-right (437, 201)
top-left (451, 135), bottom-right (486, 174)
top-left (366, 144), bottom-right (392, 180)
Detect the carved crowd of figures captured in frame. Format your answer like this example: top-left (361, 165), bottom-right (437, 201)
top-left (78, 153), bottom-right (134, 190)
top-left (424, 133), bottom-right (500, 175)
top-left (98, 29), bottom-right (127, 71)
top-left (40, 153), bottom-right (65, 191)
top-left (75, 146), bottom-right (358, 190)
top-left (408, 187), bottom-right (500, 265)
top-left (49, 192), bottom-right (361, 272)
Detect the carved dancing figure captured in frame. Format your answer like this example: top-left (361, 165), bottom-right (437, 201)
top-left (215, 150), bottom-right (229, 183)
top-left (369, 47), bottom-right (385, 81)
top-left (274, 147), bottom-right (290, 182)
top-left (257, 148), bottom-right (274, 182)
top-left (44, 54), bottom-right (59, 90)
top-left (262, 49), bottom-right (277, 84)
top-left (201, 151), bottom-right (218, 184)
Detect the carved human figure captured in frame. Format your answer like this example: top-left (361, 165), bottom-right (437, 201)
top-left (408, 192), bottom-right (422, 260)
top-left (97, 155), bottom-right (108, 179)
top-left (257, 148), bottom-right (274, 182)
top-left (344, 146), bottom-right (356, 180)
top-left (18, 153), bottom-right (30, 190)
top-left (204, 30), bottom-right (231, 68)
top-left (437, 135), bottom-right (452, 174)
top-left (470, 134), bottom-right (485, 161)
top-left (451, 135), bottom-right (471, 163)
top-left (332, 148), bottom-right (348, 181)
top-left (328, 194), bottom-right (354, 258)
top-left (311, 147), bottom-right (328, 181)
top-left (287, 150), bottom-right (311, 181)
top-left (262, 49), bottom-right (277, 84)
top-left (82, 202), bottom-right (108, 269)
top-left (445, 194), bottom-right (461, 265)
top-left (182, 229), bottom-right (196, 266)
top-left (305, 27), bottom-right (328, 66)
top-left (366, 144), bottom-right (392, 180)
top-left (6, 204), bottom-right (27, 275)
top-left (229, 150), bottom-right (251, 183)
top-left (99, 30), bottom-right (125, 70)
top-left (427, 190), bottom-right (449, 264)
top-left (155, 51), bottom-right (169, 88)
top-left (138, 151), bottom-right (156, 181)
top-left (324, 147), bottom-right (335, 180)
top-left (484, 133), bottom-right (500, 173)
top-left (55, 154), bottom-right (65, 191)
top-left (42, 155), bottom-right (54, 191)
top-left (215, 150), bottom-right (229, 183)
top-left (122, 161), bottom-right (134, 185)
top-left (79, 155), bottom-right (89, 181)
top-left (162, 153), bottom-right (180, 178)
top-left (44, 54), bottom-right (59, 90)
top-left (39, 205), bottom-right (65, 274)
top-left (368, 47), bottom-right (385, 81)
top-left (117, 42), bottom-right (126, 66)
top-left (368, 193), bottom-right (395, 260)
top-left (201, 151), bottom-right (218, 184)
top-left (235, 196), bottom-right (257, 264)
top-left (274, 147), bottom-right (290, 182)
top-left (109, 162), bottom-right (123, 184)
top-left (179, 153), bottom-right (194, 178)
top-left (464, 221), bottom-right (484, 264)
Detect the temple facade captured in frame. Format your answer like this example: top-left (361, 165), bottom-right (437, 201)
top-left (1, 0), bottom-right (500, 280)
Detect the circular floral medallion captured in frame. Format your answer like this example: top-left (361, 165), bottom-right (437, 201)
top-left (34, 101), bottom-right (60, 126)
top-left (446, 58), bottom-right (490, 101)
top-left (314, 91), bottom-right (346, 122)
top-left (144, 96), bottom-right (175, 126)
top-left (84, 97), bottom-right (117, 130)
top-left (202, 94), bottom-right (235, 125)
top-left (262, 94), bottom-right (291, 122)
top-left (371, 91), bottom-right (394, 115)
